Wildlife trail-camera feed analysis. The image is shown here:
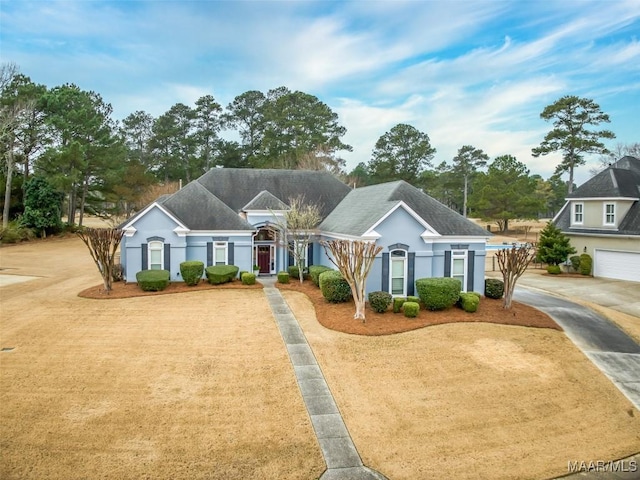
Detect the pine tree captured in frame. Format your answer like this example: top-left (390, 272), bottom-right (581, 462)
top-left (536, 222), bottom-right (576, 266)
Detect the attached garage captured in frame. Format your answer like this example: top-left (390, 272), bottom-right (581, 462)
top-left (593, 249), bottom-right (640, 282)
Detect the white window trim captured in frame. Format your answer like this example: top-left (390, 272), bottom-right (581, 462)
top-left (214, 241), bottom-right (228, 266)
top-left (573, 202), bottom-right (584, 225)
top-left (148, 241), bottom-right (164, 270)
top-left (603, 202), bottom-right (616, 226)
top-left (389, 249), bottom-right (408, 297)
top-left (451, 250), bottom-right (468, 292)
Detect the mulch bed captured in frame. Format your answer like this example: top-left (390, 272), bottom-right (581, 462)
top-left (78, 278), bottom-right (263, 299)
top-left (277, 280), bottom-right (561, 336)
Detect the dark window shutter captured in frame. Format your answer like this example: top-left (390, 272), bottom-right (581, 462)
top-left (228, 242), bottom-right (234, 265)
top-left (444, 250), bottom-right (451, 277)
top-left (164, 244), bottom-right (171, 273)
top-left (382, 252), bottom-right (389, 292)
top-left (408, 252), bottom-right (415, 296)
top-left (467, 251), bottom-right (475, 291)
top-left (288, 242), bottom-right (294, 267)
top-left (307, 243), bottom-right (314, 266)
top-left (141, 243), bottom-right (148, 270)
top-left (207, 242), bottom-right (213, 267)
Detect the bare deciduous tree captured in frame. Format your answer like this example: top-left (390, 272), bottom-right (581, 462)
top-left (76, 228), bottom-right (124, 294)
top-left (321, 239), bottom-right (383, 322)
top-left (496, 244), bottom-right (535, 309)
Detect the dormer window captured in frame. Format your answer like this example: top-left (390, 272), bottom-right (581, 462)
top-left (573, 203), bottom-right (583, 225)
top-left (604, 203), bottom-right (615, 225)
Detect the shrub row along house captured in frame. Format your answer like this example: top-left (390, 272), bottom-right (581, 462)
top-left (120, 168), bottom-right (491, 295)
top-left (553, 156), bottom-right (640, 282)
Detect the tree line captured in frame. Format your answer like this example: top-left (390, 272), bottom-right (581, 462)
top-left (1, 62), bottom-right (636, 235)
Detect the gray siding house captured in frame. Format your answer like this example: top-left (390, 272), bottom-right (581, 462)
top-left (121, 168), bottom-right (491, 295)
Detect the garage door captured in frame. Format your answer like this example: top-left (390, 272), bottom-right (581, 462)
top-left (594, 249), bottom-right (640, 282)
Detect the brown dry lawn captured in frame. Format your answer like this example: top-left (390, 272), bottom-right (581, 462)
top-left (1, 235), bottom-right (639, 480)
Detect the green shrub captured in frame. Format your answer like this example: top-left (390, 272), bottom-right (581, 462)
top-left (277, 271), bottom-right (290, 284)
top-left (0, 219), bottom-right (35, 244)
top-left (180, 261), bottom-right (204, 286)
top-left (407, 295), bottom-right (420, 304)
top-left (546, 264), bottom-right (561, 275)
top-left (319, 270), bottom-right (352, 303)
top-left (415, 277), bottom-right (461, 311)
top-left (485, 278), bottom-right (504, 299)
top-left (368, 291), bottom-right (393, 313)
top-left (239, 270), bottom-right (248, 279)
top-left (309, 265), bottom-right (332, 286)
top-left (241, 272), bottom-right (256, 285)
top-left (205, 265), bottom-right (239, 285)
top-left (579, 253), bottom-right (592, 276)
top-left (136, 270), bottom-right (170, 291)
top-left (393, 297), bottom-right (406, 313)
top-left (458, 292), bottom-right (480, 313)
top-left (569, 255), bottom-right (581, 272)
top-left (403, 301), bottom-right (420, 318)
top-left (288, 265), bottom-right (300, 280)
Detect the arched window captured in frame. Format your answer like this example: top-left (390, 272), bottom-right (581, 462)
top-left (148, 241), bottom-right (164, 270)
top-left (390, 249), bottom-right (407, 296)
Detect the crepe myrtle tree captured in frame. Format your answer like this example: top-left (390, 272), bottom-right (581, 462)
top-left (76, 227), bottom-right (124, 294)
top-left (496, 244), bottom-right (536, 309)
top-left (321, 239), bottom-right (383, 322)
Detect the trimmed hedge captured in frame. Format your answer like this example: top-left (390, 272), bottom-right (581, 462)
top-left (458, 292), bottom-right (480, 313)
top-left (485, 278), bottom-right (504, 299)
top-left (319, 270), bottom-right (352, 303)
top-left (415, 277), bottom-right (461, 311)
top-left (546, 264), bottom-right (561, 275)
top-left (277, 271), bottom-right (290, 284)
top-left (407, 295), bottom-right (420, 304)
top-left (180, 261), bottom-right (204, 286)
top-left (579, 253), bottom-right (592, 276)
top-left (136, 269), bottom-right (170, 291)
top-left (287, 265), bottom-right (300, 280)
top-left (241, 272), bottom-right (256, 285)
top-left (368, 291), bottom-right (392, 313)
top-left (239, 270), bottom-right (249, 279)
top-left (403, 301), bottom-right (420, 318)
top-left (309, 265), bottom-right (333, 287)
top-left (393, 297), bottom-right (406, 313)
top-left (569, 255), bottom-right (581, 272)
top-left (205, 265), bottom-right (239, 285)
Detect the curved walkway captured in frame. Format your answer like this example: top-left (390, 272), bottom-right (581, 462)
top-left (260, 277), bottom-right (388, 480)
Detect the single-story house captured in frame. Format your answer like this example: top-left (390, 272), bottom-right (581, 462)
top-left (120, 168), bottom-right (492, 295)
top-left (553, 155), bottom-right (640, 282)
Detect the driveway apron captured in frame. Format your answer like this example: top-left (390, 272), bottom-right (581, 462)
top-left (260, 278), bottom-right (388, 480)
top-left (514, 287), bottom-right (640, 411)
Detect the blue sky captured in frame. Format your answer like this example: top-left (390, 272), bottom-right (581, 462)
top-left (1, 0), bottom-right (639, 185)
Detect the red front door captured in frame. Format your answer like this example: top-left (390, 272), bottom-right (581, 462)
top-left (257, 246), bottom-right (270, 273)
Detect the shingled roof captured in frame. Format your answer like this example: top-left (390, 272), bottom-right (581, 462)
top-left (196, 168), bottom-right (351, 219)
top-left (320, 180), bottom-right (490, 237)
top-left (242, 190), bottom-right (289, 211)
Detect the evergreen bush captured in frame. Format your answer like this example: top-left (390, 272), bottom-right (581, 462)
top-left (368, 291), bottom-right (393, 313)
top-left (458, 292), bottom-right (480, 313)
top-left (136, 270), bottom-right (170, 291)
top-left (536, 221), bottom-right (576, 266)
top-left (277, 271), bottom-right (290, 283)
top-left (569, 255), bottom-right (581, 272)
top-left (393, 297), bottom-right (406, 313)
top-left (309, 265), bottom-right (332, 286)
top-left (241, 272), bottom-right (256, 285)
top-left (205, 265), bottom-right (239, 285)
top-left (546, 264), bottom-right (561, 274)
top-left (180, 261), bottom-right (204, 286)
top-left (407, 295), bottom-right (420, 304)
top-left (403, 301), bottom-right (420, 318)
top-left (484, 278), bottom-right (504, 299)
top-left (415, 277), bottom-right (461, 310)
top-left (288, 265), bottom-right (300, 280)
top-left (319, 270), bottom-right (352, 303)
top-left (579, 253), bottom-right (592, 276)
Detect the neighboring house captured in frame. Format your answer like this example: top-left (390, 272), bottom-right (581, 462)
top-left (120, 168), bottom-right (491, 295)
top-left (553, 156), bottom-right (640, 282)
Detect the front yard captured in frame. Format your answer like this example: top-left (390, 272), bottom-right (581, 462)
top-left (1, 236), bottom-right (638, 479)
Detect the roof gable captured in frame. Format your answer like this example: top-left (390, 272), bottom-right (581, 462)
top-left (243, 190), bottom-right (288, 211)
top-left (569, 156), bottom-right (640, 199)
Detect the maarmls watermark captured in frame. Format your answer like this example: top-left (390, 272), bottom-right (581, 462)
top-left (568, 460), bottom-right (637, 473)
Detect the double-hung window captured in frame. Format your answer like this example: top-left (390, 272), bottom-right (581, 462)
top-left (451, 250), bottom-right (467, 292)
top-left (573, 203), bottom-right (583, 224)
top-left (214, 242), bottom-right (228, 265)
top-left (390, 249), bottom-right (407, 296)
top-left (604, 203), bottom-right (615, 225)
top-left (148, 241), bottom-right (164, 270)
